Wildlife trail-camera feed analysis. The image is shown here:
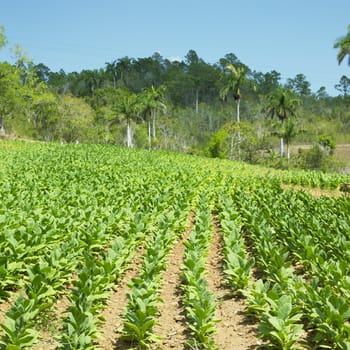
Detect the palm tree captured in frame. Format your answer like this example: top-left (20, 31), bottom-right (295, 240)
top-left (282, 119), bottom-right (298, 160)
top-left (220, 63), bottom-right (249, 159)
top-left (140, 85), bottom-right (166, 149)
top-left (105, 60), bottom-right (118, 88)
top-left (334, 24), bottom-right (350, 66)
top-left (116, 57), bottom-right (133, 87)
top-left (263, 88), bottom-right (300, 157)
top-left (116, 90), bottom-right (138, 148)
top-left (271, 118), bottom-right (298, 160)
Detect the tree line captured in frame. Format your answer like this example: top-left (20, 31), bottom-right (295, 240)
top-left (1, 25), bottom-right (350, 171)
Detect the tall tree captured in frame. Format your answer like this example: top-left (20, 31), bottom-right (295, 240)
top-left (77, 69), bottom-right (105, 97)
top-left (263, 88), bottom-right (300, 157)
top-left (220, 63), bottom-right (250, 159)
top-left (253, 70), bottom-right (281, 95)
top-left (0, 62), bottom-right (23, 134)
top-left (334, 24), bottom-right (350, 65)
top-left (285, 74), bottom-right (311, 97)
top-left (47, 69), bottom-right (70, 94)
top-left (0, 27), bottom-right (8, 133)
top-left (33, 63), bottom-right (51, 83)
top-left (132, 54), bottom-right (166, 89)
top-left (218, 53), bottom-right (240, 70)
top-left (315, 86), bottom-right (329, 100)
top-left (114, 89), bottom-right (139, 147)
top-left (335, 75), bottom-right (350, 96)
top-left (105, 60), bottom-right (118, 88)
top-left (271, 118), bottom-right (298, 160)
top-left (185, 49), bottom-right (202, 112)
top-left (163, 60), bottom-right (191, 107)
top-left (116, 57), bottom-right (133, 88)
top-left (140, 85), bottom-right (166, 149)
top-left (22, 78), bottom-right (58, 139)
top-left (11, 44), bottom-right (32, 73)
top-left (282, 119), bottom-right (297, 160)
top-left (185, 50), bottom-right (220, 113)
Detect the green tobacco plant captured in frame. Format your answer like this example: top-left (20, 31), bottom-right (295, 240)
top-left (121, 210), bottom-right (185, 348)
top-left (26, 263), bottom-right (57, 311)
top-left (181, 195), bottom-right (218, 350)
top-left (0, 296), bottom-right (39, 349)
top-left (224, 251), bottom-right (254, 291)
top-left (258, 295), bottom-right (304, 349)
top-left (309, 289), bottom-right (350, 349)
top-left (217, 200), bottom-right (255, 293)
top-left (59, 253), bottom-right (110, 349)
top-left (122, 285), bottom-right (160, 347)
top-left (185, 287), bottom-right (218, 350)
top-left (243, 279), bottom-right (281, 317)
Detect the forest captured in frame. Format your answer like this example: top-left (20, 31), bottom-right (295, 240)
top-left (0, 25), bottom-right (350, 172)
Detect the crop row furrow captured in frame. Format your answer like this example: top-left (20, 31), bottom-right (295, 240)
top-left (180, 193), bottom-right (218, 349)
top-left (231, 181), bottom-right (350, 349)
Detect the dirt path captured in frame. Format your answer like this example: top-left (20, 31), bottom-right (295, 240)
top-left (0, 289), bottom-right (70, 350)
top-left (0, 291), bottom-right (20, 325)
top-left (97, 245), bottom-right (146, 349)
top-left (206, 216), bottom-right (260, 350)
top-left (282, 184), bottom-right (343, 198)
top-left (32, 292), bottom-right (70, 350)
top-left (153, 213), bottom-right (194, 349)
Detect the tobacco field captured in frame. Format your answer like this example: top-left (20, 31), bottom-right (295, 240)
top-left (0, 141), bottom-right (349, 350)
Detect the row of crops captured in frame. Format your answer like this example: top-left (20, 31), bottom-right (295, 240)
top-left (0, 140), bottom-right (349, 349)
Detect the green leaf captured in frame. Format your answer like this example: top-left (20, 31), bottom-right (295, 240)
top-left (268, 316), bottom-right (284, 332)
top-left (5, 345), bottom-right (21, 350)
top-left (277, 295), bottom-right (292, 320)
top-left (123, 321), bottom-right (142, 338)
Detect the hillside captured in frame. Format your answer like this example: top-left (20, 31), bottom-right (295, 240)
top-left (0, 141), bottom-right (349, 349)
top-left (1, 43), bottom-right (350, 173)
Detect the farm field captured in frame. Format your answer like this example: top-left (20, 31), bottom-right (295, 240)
top-left (0, 140), bottom-right (350, 350)
top-left (288, 143), bottom-right (350, 173)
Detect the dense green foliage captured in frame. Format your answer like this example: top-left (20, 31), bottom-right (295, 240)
top-left (0, 141), bottom-right (349, 349)
top-left (0, 26), bottom-right (349, 172)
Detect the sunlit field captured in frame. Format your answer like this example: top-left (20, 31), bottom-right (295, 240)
top-left (0, 140), bottom-right (349, 349)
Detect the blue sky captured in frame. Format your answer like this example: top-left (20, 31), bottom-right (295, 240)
top-left (0, 0), bottom-right (349, 95)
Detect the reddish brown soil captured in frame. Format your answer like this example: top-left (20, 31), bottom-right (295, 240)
top-left (32, 292), bottom-right (71, 349)
top-left (0, 213), bottom-right (265, 350)
top-left (153, 213), bottom-right (194, 349)
top-left (206, 217), bottom-right (261, 350)
top-left (96, 245), bottom-right (146, 349)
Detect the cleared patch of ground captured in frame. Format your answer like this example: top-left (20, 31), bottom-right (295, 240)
top-left (290, 143), bottom-right (350, 172)
top-left (282, 184), bottom-right (345, 198)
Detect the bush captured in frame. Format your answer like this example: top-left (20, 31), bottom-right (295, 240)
top-left (208, 122), bottom-right (259, 163)
top-left (317, 134), bottom-right (335, 155)
top-left (298, 144), bottom-right (343, 172)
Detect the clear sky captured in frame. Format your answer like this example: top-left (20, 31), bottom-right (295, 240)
top-left (0, 0), bottom-right (349, 95)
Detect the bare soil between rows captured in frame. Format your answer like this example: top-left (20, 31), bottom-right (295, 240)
top-left (97, 209), bottom-right (262, 349)
top-left (1, 211), bottom-right (263, 350)
top-left (153, 213), bottom-right (194, 349)
top-left (97, 245), bottom-right (147, 349)
top-left (206, 217), bottom-right (260, 350)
